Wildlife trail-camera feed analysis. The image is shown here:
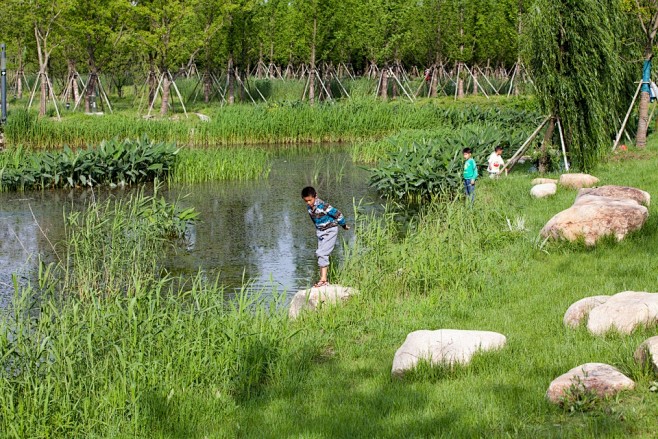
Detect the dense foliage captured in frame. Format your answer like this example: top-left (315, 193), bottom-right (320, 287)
top-left (525, 0), bottom-right (640, 170)
top-left (0, 137), bottom-right (178, 190)
top-left (370, 124), bottom-right (528, 200)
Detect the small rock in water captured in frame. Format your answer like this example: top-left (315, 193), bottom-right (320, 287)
top-left (391, 329), bottom-right (506, 377)
top-left (288, 285), bottom-right (356, 319)
top-left (530, 183), bottom-right (557, 198)
top-left (559, 173), bottom-right (600, 189)
top-left (563, 295), bottom-right (610, 328)
top-left (546, 363), bottom-right (635, 404)
top-left (634, 336), bottom-right (658, 373)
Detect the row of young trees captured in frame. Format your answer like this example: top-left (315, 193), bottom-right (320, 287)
top-left (0, 0), bottom-right (526, 114)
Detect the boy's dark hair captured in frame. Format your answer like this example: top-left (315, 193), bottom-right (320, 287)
top-left (495, 146), bottom-right (503, 152)
top-left (463, 148), bottom-right (472, 154)
top-left (301, 186), bottom-right (317, 198)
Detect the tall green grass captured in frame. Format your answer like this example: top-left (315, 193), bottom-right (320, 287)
top-left (172, 147), bottom-right (271, 183)
top-left (4, 97), bottom-right (540, 149)
top-left (0, 189), bottom-right (295, 438)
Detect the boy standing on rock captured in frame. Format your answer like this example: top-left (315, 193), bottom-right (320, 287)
top-left (301, 186), bottom-right (350, 287)
top-left (463, 148), bottom-right (478, 205)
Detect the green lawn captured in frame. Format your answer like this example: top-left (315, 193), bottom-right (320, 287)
top-left (227, 142), bottom-right (658, 438)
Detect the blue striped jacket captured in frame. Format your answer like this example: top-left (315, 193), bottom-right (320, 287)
top-left (307, 198), bottom-right (346, 231)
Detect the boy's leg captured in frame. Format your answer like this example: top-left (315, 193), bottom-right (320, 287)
top-left (315, 227), bottom-right (339, 283)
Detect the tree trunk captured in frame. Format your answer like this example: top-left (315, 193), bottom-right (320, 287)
top-left (309, 17), bottom-right (317, 105)
top-left (473, 70), bottom-right (479, 95)
top-left (457, 64), bottom-right (465, 99)
top-left (160, 73), bottom-right (171, 116)
top-left (39, 73), bottom-right (48, 117)
top-left (148, 55), bottom-right (157, 104)
top-left (17, 72), bottom-right (23, 99)
top-left (539, 117), bottom-right (556, 173)
top-left (204, 70), bottom-right (211, 103)
top-left (430, 65), bottom-right (438, 97)
top-left (85, 73), bottom-right (97, 113)
top-left (380, 66), bottom-right (389, 100)
top-left (636, 91), bottom-right (650, 148)
top-left (228, 55), bottom-right (235, 105)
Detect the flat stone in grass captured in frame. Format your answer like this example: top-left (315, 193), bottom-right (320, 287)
top-left (288, 285), bottom-right (356, 319)
top-left (391, 329), bottom-right (506, 377)
top-left (586, 291), bottom-right (658, 335)
top-left (563, 295), bottom-right (611, 328)
top-left (530, 183), bottom-right (557, 199)
top-left (634, 336), bottom-right (658, 373)
top-left (540, 196), bottom-right (648, 246)
top-left (532, 178), bottom-right (558, 186)
top-left (559, 173), bottom-right (600, 189)
top-left (576, 185), bottom-right (650, 207)
top-left (546, 363), bottom-right (635, 404)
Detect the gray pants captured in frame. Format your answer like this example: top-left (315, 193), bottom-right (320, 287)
top-left (316, 227), bottom-right (338, 268)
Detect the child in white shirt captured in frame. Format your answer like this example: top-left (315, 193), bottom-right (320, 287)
top-left (487, 146), bottom-right (506, 178)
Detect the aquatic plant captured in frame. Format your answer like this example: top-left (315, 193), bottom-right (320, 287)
top-left (0, 137), bottom-right (178, 191)
top-left (172, 147), bottom-right (271, 183)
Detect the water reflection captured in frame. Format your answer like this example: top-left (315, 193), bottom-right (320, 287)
top-left (0, 148), bottom-right (380, 303)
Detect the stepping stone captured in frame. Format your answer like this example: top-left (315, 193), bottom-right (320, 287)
top-left (532, 178), bottom-right (558, 186)
top-left (391, 329), bottom-right (506, 377)
top-left (546, 363), bottom-right (635, 404)
top-left (634, 336), bottom-right (658, 373)
top-left (540, 196), bottom-right (648, 246)
top-left (288, 285), bottom-right (356, 319)
top-left (563, 295), bottom-right (611, 328)
top-left (559, 173), bottom-right (600, 189)
top-left (530, 183), bottom-right (557, 198)
top-left (586, 291), bottom-right (658, 335)
top-left (576, 185), bottom-right (650, 207)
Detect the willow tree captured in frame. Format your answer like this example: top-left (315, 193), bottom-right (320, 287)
top-left (525, 0), bottom-right (637, 170)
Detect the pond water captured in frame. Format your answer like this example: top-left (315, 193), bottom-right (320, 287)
top-left (0, 147), bottom-right (381, 304)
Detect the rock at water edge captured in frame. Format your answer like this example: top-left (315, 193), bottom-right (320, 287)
top-left (546, 363), bottom-right (635, 404)
top-left (391, 329), bottom-right (506, 377)
top-left (288, 285), bottom-right (355, 319)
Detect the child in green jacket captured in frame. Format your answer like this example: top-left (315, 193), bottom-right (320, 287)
top-left (462, 148), bottom-right (478, 205)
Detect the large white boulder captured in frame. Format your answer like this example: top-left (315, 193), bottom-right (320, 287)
top-left (576, 185), bottom-right (650, 207)
top-left (530, 183), bottom-right (557, 199)
top-left (546, 363), bottom-right (635, 404)
top-left (559, 173), bottom-right (600, 189)
top-left (540, 196), bottom-right (648, 246)
top-left (563, 295), bottom-right (611, 328)
top-left (587, 291), bottom-right (658, 335)
top-left (391, 329), bottom-right (506, 377)
top-left (288, 285), bottom-right (356, 319)
top-left (634, 336), bottom-right (658, 373)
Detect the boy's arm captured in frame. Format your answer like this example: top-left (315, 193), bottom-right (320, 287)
top-left (326, 204), bottom-right (347, 227)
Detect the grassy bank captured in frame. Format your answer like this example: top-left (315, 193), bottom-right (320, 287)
top-left (232, 141), bottom-right (658, 437)
top-left (4, 97), bottom-right (539, 149)
top-left (1, 136), bottom-right (657, 437)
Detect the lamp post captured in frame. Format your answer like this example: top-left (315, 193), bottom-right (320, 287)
top-left (1, 43), bottom-right (7, 125)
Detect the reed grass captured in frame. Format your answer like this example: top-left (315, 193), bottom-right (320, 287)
top-left (4, 97), bottom-right (539, 149)
top-left (0, 189), bottom-right (294, 438)
top-left (171, 147), bottom-right (271, 183)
